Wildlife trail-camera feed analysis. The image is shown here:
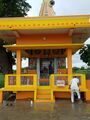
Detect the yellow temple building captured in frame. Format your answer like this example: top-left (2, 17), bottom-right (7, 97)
top-left (0, 0), bottom-right (90, 103)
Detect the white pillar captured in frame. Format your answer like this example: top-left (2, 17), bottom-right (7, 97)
top-left (54, 58), bottom-right (57, 74)
top-left (37, 58), bottom-right (40, 85)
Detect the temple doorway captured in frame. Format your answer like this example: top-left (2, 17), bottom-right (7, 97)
top-left (39, 58), bottom-right (54, 85)
top-left (40, 58), bottom-right (54, 78)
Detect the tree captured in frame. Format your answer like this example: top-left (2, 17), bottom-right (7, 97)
top-left (0, 0), bottom-right (31, 17)
top-left (79, 45), bottom-right (90, 66)
top-left (0, 0), bottom-right (31, 74)
top-left (0, 39), bottom-right (15, 74)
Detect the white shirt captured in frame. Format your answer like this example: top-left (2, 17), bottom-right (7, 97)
top-left (70, 78), bottom-right (79, 90)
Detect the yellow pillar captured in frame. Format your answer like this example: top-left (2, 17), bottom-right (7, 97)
top-left (16, 49), bottom-right (21, 86)
top-left (67, 48), bottom-right (72, 74)
top-left (67, 48), bottom-right (72, 83)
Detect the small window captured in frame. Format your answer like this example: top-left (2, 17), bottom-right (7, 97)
top-left (45, 12), bottom-right (48, 16)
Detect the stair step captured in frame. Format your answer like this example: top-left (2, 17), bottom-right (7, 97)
top-left (37, 93), bottom-right (51, 95)
top-left (36, 97), bottom-right (51, 100)
top-left (35, 99), bottom-right (54, 103)
top-left (36, 87), bottom-right (55, 103)
top-left (37, 91), bottom-right (51, 95)
top-left (36, 98), bottom-right (51, 100)
top-left (37, 88), bottom-right (51, 91)
top-left (37, 95), bottom-right (51, 99)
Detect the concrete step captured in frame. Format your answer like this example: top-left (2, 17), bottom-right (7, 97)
top-left (35, 99), bottom-right (55, 103)
top-left (37, 92), bottom-right (51, 95)
top-left (37, 95), bottom-right (51, 99)
top-left (37, 90), bottom-right (51, 95)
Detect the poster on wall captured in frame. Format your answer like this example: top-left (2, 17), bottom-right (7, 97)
top-left (29, 59), bottom-right (37, 70)
top-left (57, 58), bottom-right (66, 69)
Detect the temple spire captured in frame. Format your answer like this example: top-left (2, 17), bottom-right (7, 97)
top-left (39, 0), bottom-right (55, 16)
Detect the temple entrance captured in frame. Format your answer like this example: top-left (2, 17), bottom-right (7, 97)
top-left (28, 56), bottom-right (66, 86)
top-left (39, 58), bottom-right (54, 86)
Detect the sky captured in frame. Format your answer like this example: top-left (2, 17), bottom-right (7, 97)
top-left (14, 0), bottom-right (90, 69)
top-left (27, 0), bottom-right (90, 16)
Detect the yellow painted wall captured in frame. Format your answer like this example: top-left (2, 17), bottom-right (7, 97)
top-left (85, 91), bottom-right (90, 101)
top-left (86, 80), bottom-right (90, 90)
top-left (58, 69), bottom-right (67, 74)
top-left (16, 91), bottom-right (34, 100)
top-left (28, 70), bottom-right (37, 74)
top-left (15, 80), bottom-right (90, 100)
top-left (54, 92), bottom-right (70, 99)
top-left (85, 80), bottom-right (90, 101)
top-left (17, 34), bottom-right (72, 45)
top-left (0, 91), bottom-right (3, 103)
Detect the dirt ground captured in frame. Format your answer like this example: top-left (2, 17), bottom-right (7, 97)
top-left (0, 100), bottom-right (90, 120)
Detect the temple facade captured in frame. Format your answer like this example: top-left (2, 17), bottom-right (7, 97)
top-left (0, 0), bottom-right (90, 103)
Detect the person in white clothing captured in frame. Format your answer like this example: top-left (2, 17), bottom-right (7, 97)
top-left (69, 76), bottom-right (81, 103)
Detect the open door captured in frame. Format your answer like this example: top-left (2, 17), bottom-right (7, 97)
top-left (40, 58), bottom-right (54, 86)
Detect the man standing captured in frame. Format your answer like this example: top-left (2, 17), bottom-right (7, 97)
top-left (69, 76), bottom-right (81, 103)
top-left (48, 61), bottom-right (54, 75)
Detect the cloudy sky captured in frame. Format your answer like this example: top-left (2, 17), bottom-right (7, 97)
top-left (27, 0), bottom-right (90, 16)
top-left (20, 0), bottom-right (90, 68)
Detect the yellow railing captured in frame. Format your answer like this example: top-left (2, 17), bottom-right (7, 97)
top-left (5, 74), bottom-right (37, 88)
top-left (50, 74), bottom-right (87, 91)
top-left (4, 73), bottom-right (87, 92)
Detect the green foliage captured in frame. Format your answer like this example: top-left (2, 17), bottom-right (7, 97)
top-left (79, 45), bottom-right (90, 66)
top-left (0, 39), bottom-right (15, 73)
top-left (0, 39), bottom-right (15, 65)
top-left (0, 0), bottom-right (31, 17)
top-left (73, 67), bottom-right (80, 72)
top-left (86, 71), bottom-right (90, 80)
top-left (73, 67), bottom-right (90, 80)
top-left (0, 73), bottom-right (4, 88)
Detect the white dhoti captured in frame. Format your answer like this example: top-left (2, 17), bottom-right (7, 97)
top-left (70, 77), bottom-right (81, 103)
top-left (71, 87), bottom-right (81, 103)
